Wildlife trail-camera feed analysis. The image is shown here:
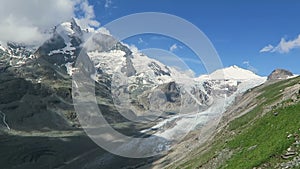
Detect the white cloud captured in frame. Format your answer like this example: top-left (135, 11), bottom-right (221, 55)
top-left (126, 44), bottom-right (139, 53)
top-left (137, 37), bottom-right (148, 46)
top-left (0, 0), bottom-right (99, 45)
top-left (172, 67), bottom-right (195, 78)
top-left (97, 27), bottom-right (111, 36)
top-left (138, 38), bottom-right (144, 44)
top-left (243, 61), bottom-right (258, 73)
top-left (183, 69), bottom-right (196, 78)
top-left (259, 44), bottom-right (274, 53)
top-left (169, 44), bottom-right (178, 52)
top-left (260, 34), bottom-right (300, 54)
top-left (75, 0), bottom-right (100, 30)
top-left (105, 0), bottom-right (113, 8)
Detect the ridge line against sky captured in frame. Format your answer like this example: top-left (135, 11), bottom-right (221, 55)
top-left (0, 0), bottom-right (299, 76)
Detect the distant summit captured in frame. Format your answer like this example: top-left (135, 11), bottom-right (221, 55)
top-left (267, 69), bottom-right (293, 80)
top-left (198, 65), bottom-right (263, 80)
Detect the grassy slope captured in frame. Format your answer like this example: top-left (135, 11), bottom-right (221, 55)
top-left (173, 76), bottom-right (300, 169)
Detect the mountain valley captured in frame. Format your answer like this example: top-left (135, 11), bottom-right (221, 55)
top-left (0, 19), bottom-right (298, 169)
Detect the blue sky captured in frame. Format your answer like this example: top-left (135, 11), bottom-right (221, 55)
top-left (88, 0), bottom-right (300, 76)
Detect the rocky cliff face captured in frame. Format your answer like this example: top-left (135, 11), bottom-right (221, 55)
top-left (267, 69), bottom-right (293, 80)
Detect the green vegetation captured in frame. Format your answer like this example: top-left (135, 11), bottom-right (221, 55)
top-left (174, 76), bottom-right (300, 169)
top-left (225, 103), bottom-right (300, 168)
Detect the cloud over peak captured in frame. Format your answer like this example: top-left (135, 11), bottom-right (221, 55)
top-left (0, 0), bottom-right (99, 45)
top-left (75, 0), bottom-right (100, 30)
top-left (260, 34), bottom-right (300, 54)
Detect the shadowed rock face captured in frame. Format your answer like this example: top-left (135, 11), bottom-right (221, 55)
top-left (267, 69), bottom-right (293, 80)
top-left (148, 62), bottom-right (171, 76)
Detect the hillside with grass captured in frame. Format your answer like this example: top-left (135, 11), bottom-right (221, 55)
top-left (169, 76), bottom-right (300, 169)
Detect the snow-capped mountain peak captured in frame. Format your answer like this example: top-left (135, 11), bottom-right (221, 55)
top-left (0, 43), bottom-right (6, 52)
top-left (198, 65), bottom-right (263, 80)
top-left (55, 18), bottom-right (82, 38)
top-left (36, 18), bottom-right (86, 62)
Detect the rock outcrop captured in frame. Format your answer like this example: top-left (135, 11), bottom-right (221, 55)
top-left (267, 69), bottom-right (293, 80)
